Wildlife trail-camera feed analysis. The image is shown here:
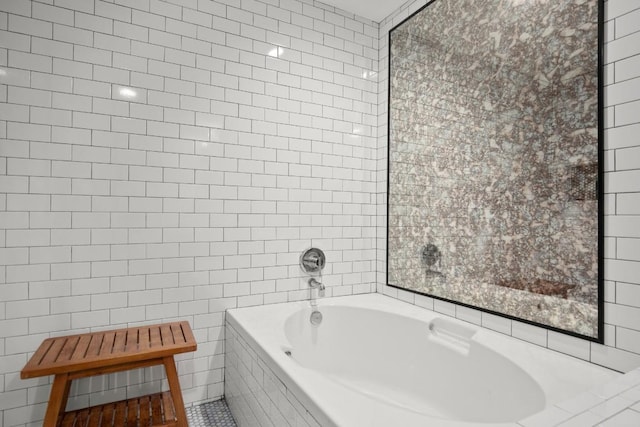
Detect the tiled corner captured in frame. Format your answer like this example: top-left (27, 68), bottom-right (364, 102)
top-left (225, 321), bottom-right (321, 427)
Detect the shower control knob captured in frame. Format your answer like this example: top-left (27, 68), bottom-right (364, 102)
top-left (300, 248), bottom-right (326, 275)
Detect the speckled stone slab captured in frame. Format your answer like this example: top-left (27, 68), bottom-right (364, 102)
top-left (388, 0), bottom-right (600, 337)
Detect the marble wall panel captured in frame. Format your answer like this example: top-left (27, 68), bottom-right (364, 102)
top-left (388, 0), bottom-right (601, 337)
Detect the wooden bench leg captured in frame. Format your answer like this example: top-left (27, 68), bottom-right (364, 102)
top-left (163, 356), bottom-right (188, 427)
top-left (43, 373), bottom-right (71, 427)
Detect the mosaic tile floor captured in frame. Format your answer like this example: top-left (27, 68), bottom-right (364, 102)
top-left (186, 398), bottom-right (237, 427)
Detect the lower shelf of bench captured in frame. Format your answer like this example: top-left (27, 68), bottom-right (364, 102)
top-left (58, 392), bottom-right (177, 427)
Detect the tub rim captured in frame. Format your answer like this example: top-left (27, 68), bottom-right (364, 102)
top-left (225, 292), bottom-right (620, 427)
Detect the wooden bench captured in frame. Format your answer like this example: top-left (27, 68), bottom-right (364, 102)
top-left (21, 321), bottom-right (197, 427)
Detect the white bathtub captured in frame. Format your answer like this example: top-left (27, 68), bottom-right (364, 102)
top-left (225, 293), bottom-right (619, 427)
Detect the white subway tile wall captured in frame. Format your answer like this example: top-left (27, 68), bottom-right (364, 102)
top-left (0, 0), bottom-right (377, 424)
top-left (1, 0), bottom-right (640, 424)
top-left (377, 0), bottom-right (640, 374)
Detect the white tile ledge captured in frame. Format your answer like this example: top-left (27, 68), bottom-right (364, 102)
top-left (518, 367), bottom-right (640, 426)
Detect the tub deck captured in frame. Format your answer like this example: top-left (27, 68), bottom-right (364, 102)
top-left (224, 293), bottom-right (629, 427)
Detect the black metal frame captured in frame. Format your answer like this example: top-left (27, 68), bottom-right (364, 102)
top-left (386, 0), bottom-right (605, 344)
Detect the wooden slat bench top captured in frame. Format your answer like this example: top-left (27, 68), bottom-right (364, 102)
top-left (21, 321), bottom-right (195, 426)
top-left (21, 321), bottom-right (196, 379)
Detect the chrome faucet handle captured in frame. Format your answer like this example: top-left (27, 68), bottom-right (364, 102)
top-left (308, 277), bottom-right (322, 288)
top-left (300, 248), bottom-right (326, 275)
top-left (303, 257), bottom-right (319, 270)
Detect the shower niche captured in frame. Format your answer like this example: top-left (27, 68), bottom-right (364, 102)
top-left (387, 0), bottom-right (603, 340)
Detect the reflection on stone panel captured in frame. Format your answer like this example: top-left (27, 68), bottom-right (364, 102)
top-left (388, 0), bottom-right (600, 337)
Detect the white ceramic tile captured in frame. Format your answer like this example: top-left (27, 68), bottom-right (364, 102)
top-left (615, 99), bottom-right (640, 127)
top-left (557, 392), bottom-right (605, 415)
top-left (0, 212), bottom-right (28, 230)
top-left (9, 14), bottom-right (53, 39)
top-left (518, 406), bottom-right (573, 427)
top-left (30, 177), bottom-right (72, 195)
top-left (6, 299), bottom-right (50, 319)
top-left (616, 54), bottom-right (640, 83)
top-left (32, 38), bottom-right (74, 61)
top-left (605, 259), bottom-right (640, 284)
top-left (606, 123), bottom-right (640, 150)
top-left (74, 12), bottom-right (112, 35)
top-left (481, 312), bottom-right (512, 335)
top-left (8, 50), bottom-right (52, 73)
top-left (598, 408), bottom-right (640, 426)
top-left (5, 229), bottom-right (51, 247)
top-left (605, 301), bottom-right (640, 330)
top-left (617, 239), bottom-right (640, 262)
top-left (455, 305), bottom-right (482, 326)
top-left (0, 1), bottom-right (31, 16)
top-left (616, 282), bottom-right (640, 308)
top-left (556, 410), bottom-right (605, 427)
top-left (53, 24), bottom-right (93, 49)
top-left (512, 321), bottom-right (548, 347)
top-left (0, 176), bottom-right (28, 194)
top-left (606, 1), bottom-right (640, 20)
top-left (8, 86), bottom-right (52, 108)
top-left (617, 193), bottom-right (640, 215)
top-left (615, 143), bottom-right (640, 173)
top-left (589, 396), bottom-right (636, 419)
top-left (5, 263), bottom-right (50, 284)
